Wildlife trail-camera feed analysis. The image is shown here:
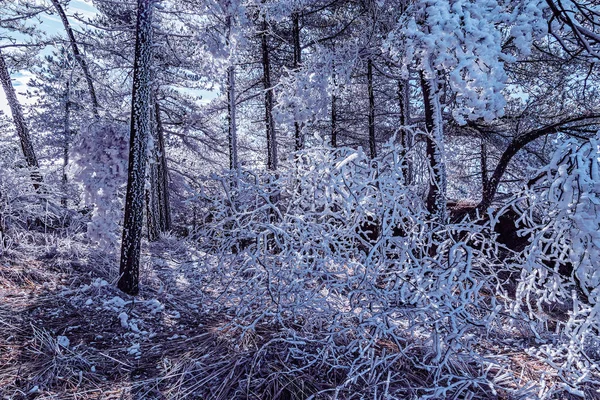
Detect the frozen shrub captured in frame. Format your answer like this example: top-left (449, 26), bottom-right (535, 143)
top-left (194, 140), bottom-right (518, 398)
top-left (71, 122), bottom-right (129, 250)
top-left (0, 144), bottom-right (68, 241)
top-left (510, 134), bottom-right (600, 389)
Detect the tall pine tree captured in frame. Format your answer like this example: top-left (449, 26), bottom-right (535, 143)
top-left (118, 0), bottom-right (154, 295)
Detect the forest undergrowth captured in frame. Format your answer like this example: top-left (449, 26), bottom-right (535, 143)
top-left (3, 0), bottom-right (600, 398)
top-left (1, 141), bottom-right (600, 399)
top-left (0, 231), bottom-right (594, 400)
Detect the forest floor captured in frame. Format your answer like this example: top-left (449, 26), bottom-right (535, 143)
top-left (0, 232), bottom-right (237, 400)
top-left (1, 231), bottom-right (599, 399)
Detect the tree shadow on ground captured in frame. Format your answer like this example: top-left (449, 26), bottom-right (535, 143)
top-left (0, 232), bottom-right (311, 400)
top-left (2, 231), bottom-right (598, 400)
top-left (0, 233), bottom-right (227, 400)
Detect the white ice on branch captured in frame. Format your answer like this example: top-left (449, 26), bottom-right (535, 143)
top-left (384, 0), bottom-right (548, 124)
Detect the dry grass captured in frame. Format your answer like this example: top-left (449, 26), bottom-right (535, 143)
top-left (1, 232), bottom-right (599, 400)
top-left (0, 236), bottom-right (331, 399)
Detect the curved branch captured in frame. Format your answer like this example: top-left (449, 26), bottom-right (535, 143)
top-left (478, 113), bottom-right (600, 211)
top-left (50, 0), bottom-right (100, 119)
top-left (545, 0), bottom-right (600, 59)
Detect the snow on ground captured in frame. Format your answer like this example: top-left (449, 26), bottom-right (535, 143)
top-left (0, 230), bottom-right (599, 399)
top-left (0, 233), bottom-right (227, 399)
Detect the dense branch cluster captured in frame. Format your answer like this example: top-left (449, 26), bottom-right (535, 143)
top-left (1, 0), bottom-right (600, 398)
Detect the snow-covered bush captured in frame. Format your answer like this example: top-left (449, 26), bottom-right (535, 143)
top-left (0, 157), bottom-right (92, 265)
top-left (0, 161), bottom-right (37, 254)
top-left (0, 146), bottom-right (57, 234)
top-left (71, 122), bottom-right (129, 250)
top-left (384, 0), bottom-right (547, 125)
top-left (509, 134), bottom-right (600, 392)
top-left (192, 140), bottom-right (523, 398)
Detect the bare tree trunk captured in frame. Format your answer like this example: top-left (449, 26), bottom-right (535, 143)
top-left (479, 141), bottom-right (516, 212)
top-left (225, 13), bottom-right (238, 172)
top-left (227, 66), bottom-right (238, 170)
top-left (292, 11), bottom-right (303, 152)
top-left (50, 0), bottom-right (99, 119)
top-left (62, 80), bottom-right (71, 207)
top-left (331, 58), bottom-right (338, 148)
top-left (292, 12), bottom-right (301, 75)
top-left (480, 138), bottom-right (488, 199)
top-left (0, 49), bottom-right (42, 189)
top-left (398, 79), bottom-right (412, 184)
top-left (261, 17), bottom-right (277, 171)
top-left (420, 72), bottom-right (447, 223)
top-left (155, 102), bottom-right (171, 231)
top-left (119, 0), bottom-right (154, 296)
top-left (146, 100), bottom-right (160, 242)
top-left (261, 15), bottom-right (279, 238)
top-left (145, 178), bottom-right (160, 243)
top-left (331, 93), bottom-right (338, 147)
top-left (0, 187), bottom-right (6, 251)
top-left (367, 58), bottom-right (376, 159)
top-left (146, 165), bottom-right (160, 242)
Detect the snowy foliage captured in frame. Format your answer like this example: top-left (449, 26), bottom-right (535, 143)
top-left (185, 140), bottom-right (558, 397)
top-left (71, 122), bottom-right (129, 250)
top-left (150, 133), bottom-right (597, 397)
top-left (3, 0), bottom-right (600, 397)
top-left (384, 0), bottom-right (547, 124)
top-left (274, 61), bottom-right (331, 126)
top-left (509, 0), bottom-right (549, 56)
top-left (507, 134), bottom-right (600, 390)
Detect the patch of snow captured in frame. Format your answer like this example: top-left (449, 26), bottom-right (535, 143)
top-left (92, 278), bottom-right (109, 287)
top-left (129, 319), bottom-right (140, 333)
top-left (127, 343), bottom-right (141, 356)
top-left (57, 335), bottom-right (70, 348)
top-left (104, 296), bottom-right (127, 310)
top-left (147, 299), bottom-right (164, 314)
top-left (118, 312), bottom-right (129, 329)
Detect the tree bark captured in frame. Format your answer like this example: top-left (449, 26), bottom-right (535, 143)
top-left (292, 11), bottom-right (303, 152)
top-left (398, 79), bottom-right (412, 184)
top-left (146, 100), bottom-right (160, 242)
top-left (119, 0), bottom-right (154, 296)
top-left (331, 57), bottom-right (338, 148)
top-left (50, 0), bottom-right (99, 119)
top-left (225, 13), bottom-right (238, 171)
top-left (227, 66), bottom-right (238, 170)
top-left (479, 140), bottom-right (520, 212)
top-left (0, 187), bottom-right (6, 251)
top-left (480, 138), bottom-right (488, 198)
top-left (331, 93), bottom-right (338, 147)
top-left (262, 17), bottom-right (277, 171)
top-left (155, 102), bottom-right (171, 231)
top-left (367, 58), bottom-right (376, 159)
top-left (62, 80), bottom-right (71, 207)
top-left (0, 49), bottom-right (43, 189)
top-left (0, 186), bottom-right (8, 248)
top-left (146, 163), bottom-right (160, 242)
top-left (420, 72), bottom-right (447, 222)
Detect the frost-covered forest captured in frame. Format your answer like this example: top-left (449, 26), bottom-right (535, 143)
top-left (1, 0), bottom-right (600, 398)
